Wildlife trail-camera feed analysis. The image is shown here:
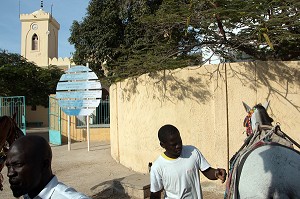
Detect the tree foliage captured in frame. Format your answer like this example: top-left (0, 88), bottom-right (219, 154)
top-left (191, 0), bottom-right (300, 61)
top-left (69, 0), bottom-right (300, 84)
top-left (0, 50), bottom-right (64, 107)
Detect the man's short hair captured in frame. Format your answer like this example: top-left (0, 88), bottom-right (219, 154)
top-left (13, 135), bottom-right (52, 162)
top-left (158, 124), bottom-right (180, 142)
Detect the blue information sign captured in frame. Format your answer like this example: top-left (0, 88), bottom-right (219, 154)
top-left (56, 65), bottom-right (102, 116)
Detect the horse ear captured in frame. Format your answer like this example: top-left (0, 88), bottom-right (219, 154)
top-left (262, 101), bottom-right (270, 110)
top-left (242, 101), bottom-right (252, 113)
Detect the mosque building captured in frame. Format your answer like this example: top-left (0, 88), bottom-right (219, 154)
top-left (19, 3), bottom-right (74, 69)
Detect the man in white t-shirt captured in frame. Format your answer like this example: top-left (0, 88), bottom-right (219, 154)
top-left (6, 135), bottom-right (90, 199)
top-left (150, 124), bottom-right (227, 199)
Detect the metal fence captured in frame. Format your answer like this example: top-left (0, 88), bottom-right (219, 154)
top-left (76, 96), bottom-right (110, 128)
top-left (0, 96), bottom-right (26, 134)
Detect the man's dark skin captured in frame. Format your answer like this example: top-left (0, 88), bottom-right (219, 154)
top-left (5, 135), bottom-right (54, 198)
top-left (150, 131), bottom-right (227, 199)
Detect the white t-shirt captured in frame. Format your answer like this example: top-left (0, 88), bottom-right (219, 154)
top-left (23, 176), bottom-right (91, 199)
top-left (150, 145), bottom-right (211, 199)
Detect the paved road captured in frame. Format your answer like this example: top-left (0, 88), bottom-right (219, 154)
top-left (1, 140), bottom-right (137, 198)
top-left (1, 129), bottom-right (225, 199)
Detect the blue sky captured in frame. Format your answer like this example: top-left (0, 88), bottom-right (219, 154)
top-left (0, 0), bottom-right (90, 58)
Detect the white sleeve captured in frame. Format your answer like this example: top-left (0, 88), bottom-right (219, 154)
top-left (196, 148), bottom-right (211, 171)
top-left (150, 163), bottom-right (163, 193)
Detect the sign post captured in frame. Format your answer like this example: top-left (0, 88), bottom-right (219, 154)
top-left (56, 65), bottom-right (102, 151)
top-left (87, 116), bottom-right (90, 150)
top-left (67, 64), bottom-right (71, 151)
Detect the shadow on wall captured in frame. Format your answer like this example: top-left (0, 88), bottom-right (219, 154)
top-left (241, 61), bottom-right (300, 113)
top-left (119, 67), bottom-right (213, 104)
top-left (117, 61), bottom-right (300, 111)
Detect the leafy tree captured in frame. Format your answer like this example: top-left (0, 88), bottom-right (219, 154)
top-left (69, 0), bottom-right (300, 84)
top-left (190, 0), bottom-right (300, 61)
top-left (0, 50), bottom-right (64, 107)
top-left (70, 0), bottom-right (201, 84)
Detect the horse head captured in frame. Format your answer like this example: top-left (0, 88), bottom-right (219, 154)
top-left (0, 114), bottom-right (24, 190)
top-left (0, 115), bottom-right (24, 163)
top-left (242, 101), bottom-right (274, 136)
top-left (0, 115), bottom-right (24, 149)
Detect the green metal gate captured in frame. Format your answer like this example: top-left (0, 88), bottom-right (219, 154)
top-left (49, 95), bottom-right (61, 145)
top-left (0, 96), bottom-right (26, 134)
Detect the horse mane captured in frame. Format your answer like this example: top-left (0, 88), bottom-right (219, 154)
top-left (253, 104), bottom-right (274, 125)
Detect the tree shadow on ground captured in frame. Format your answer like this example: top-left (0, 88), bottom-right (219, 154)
top-left (91, 188), bottom-right (130, 199)
top-left (91, 177), bottom-right (131, 199)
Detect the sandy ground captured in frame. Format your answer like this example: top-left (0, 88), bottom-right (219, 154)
top-left (1, 130), bottom-right (225, 199)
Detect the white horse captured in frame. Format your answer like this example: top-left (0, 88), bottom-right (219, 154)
top-left (225, 102), bottom-right (300, 199)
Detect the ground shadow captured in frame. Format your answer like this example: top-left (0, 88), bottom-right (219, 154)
top-left (91, 177), bottom-right (131, 199)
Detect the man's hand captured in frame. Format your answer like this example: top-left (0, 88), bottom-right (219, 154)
top-left (215, 168), bottom-right (227, 183)
top-left (150, 191), bottom-right (162, 199)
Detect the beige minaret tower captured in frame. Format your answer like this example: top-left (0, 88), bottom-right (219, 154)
top-left (20, 3), bottom-right (60, 67)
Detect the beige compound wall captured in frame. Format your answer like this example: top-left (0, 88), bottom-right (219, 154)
top-left (110, 61), bottom-right (300, 181)
top-left (26, 105), bottom-right (49, 127)
top-left (59, 112), bottom-right (110, 144)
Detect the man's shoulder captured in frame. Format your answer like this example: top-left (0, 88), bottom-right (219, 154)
top-left (183, 145), bottom-right (198, 149)
top-left (181, 145), bottom-right (203, 159)
top-left (151, 154), bottom-right (173, 172)
top-left (151, 154), bottom-right (164, 166)
top-left (183, 145), bottom-right (199, 152)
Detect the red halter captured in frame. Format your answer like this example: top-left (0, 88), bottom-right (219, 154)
top-left (243, 109), bottom-right (254, 136)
